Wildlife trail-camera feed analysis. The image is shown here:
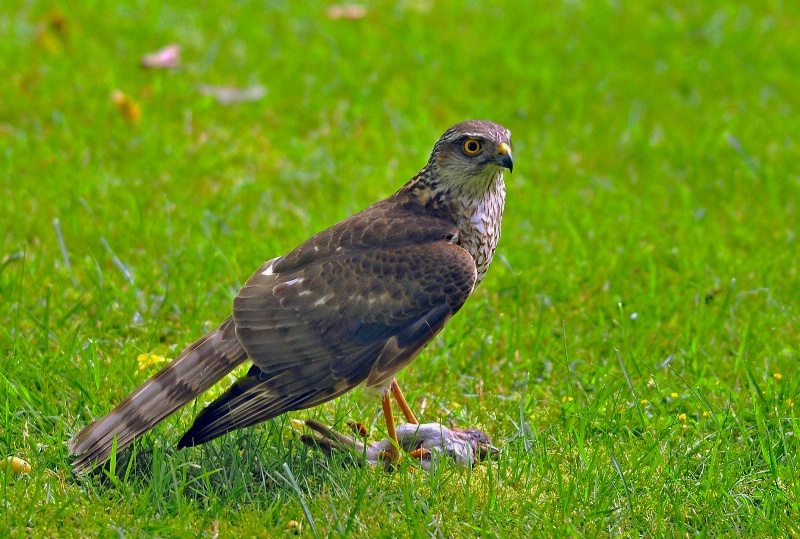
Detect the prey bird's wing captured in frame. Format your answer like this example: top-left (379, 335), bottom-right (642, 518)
top-left (178, 202), bottom-right (478, 447)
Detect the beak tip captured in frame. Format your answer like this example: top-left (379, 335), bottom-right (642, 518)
top-left (502, 154), bottom-right (513, 173)
top-left (497, 143), bottom-right (513, 173)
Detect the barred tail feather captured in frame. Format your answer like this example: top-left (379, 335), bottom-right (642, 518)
top-left (69, 317), bottom-right (247, 474)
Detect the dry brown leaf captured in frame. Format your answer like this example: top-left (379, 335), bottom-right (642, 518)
top-left (111, 90), bottom-right (141, 123)
top-left (325, 4), bottom-right (367, 19)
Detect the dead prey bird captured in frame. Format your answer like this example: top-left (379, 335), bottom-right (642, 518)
top-left (295, 419), bottom-right (500, 472)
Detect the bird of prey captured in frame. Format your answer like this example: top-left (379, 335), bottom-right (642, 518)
top-left (70, 120), bottom-right (513, 473)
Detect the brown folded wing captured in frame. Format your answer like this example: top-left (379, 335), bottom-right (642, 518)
top-left (177, 204), bottom-right (477, 446)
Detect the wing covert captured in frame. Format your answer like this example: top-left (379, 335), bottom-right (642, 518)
top-left (233, 240), bottom-right (477, 388)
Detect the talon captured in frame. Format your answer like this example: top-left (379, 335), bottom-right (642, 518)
top-left (377, 450), bottom-right (398, 462)
top-left (377, 448), bottom-right (401, 471)
top-left (408, 447), bottom-right (431, 460)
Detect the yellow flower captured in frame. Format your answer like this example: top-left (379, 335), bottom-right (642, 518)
top-left (137, 353), bottom-right (169, 372)
top-left (561, 396), bottom-right (574, 403)
top-left (285, 520), bottom-right (302, 534)
top-left (773, 373), bottom-right (782, 380)
top-left (678, 413), bottom-right (687, 421)
top-left (702, 411), bottom-right (712, 418)
top-left (640, 399), bottom-right (649, 405)
top-left (670, 392), bottom-right (679, 398)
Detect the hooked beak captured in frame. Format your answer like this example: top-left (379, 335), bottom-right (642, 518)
top-left (496, 142), bottom-right (513, 173)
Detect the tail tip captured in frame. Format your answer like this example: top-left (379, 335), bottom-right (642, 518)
top-left (176, 431), bottom-right (196, 450)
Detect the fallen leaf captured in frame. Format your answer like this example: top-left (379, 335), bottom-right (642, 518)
top-left (198, 84), bottom-right (266, 105)
top-left (141, 43), bottom-right (181, 69)
top-left (325, 4), bottom-right (367, 19)
top-left (35, 10), bottom-right (69, 54)
top-left (111, 90), bottom-right (141, 123)
top-left (1, 456), bottom-right (32, 475)
top-left (45, 9), bottom-right (69, 36)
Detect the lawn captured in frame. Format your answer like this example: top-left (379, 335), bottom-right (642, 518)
top-left (2, 0), bottom-right (799, 536)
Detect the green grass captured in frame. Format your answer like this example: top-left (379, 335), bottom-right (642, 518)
top-left (2, 0), bottom-right (799, 536)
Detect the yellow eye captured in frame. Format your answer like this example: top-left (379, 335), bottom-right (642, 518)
top-left (463, 138), bottom-right (482, 155)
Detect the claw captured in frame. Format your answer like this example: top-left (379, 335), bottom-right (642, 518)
top-left (377, 450), bottom-right (397, 462)
top-left (408, 447), bottom-right (431, 460)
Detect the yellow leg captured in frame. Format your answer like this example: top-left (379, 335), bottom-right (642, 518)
top-left (381, 391), bottom-right (401, 461)
top-left (390, 379), bottom-right (418, 424)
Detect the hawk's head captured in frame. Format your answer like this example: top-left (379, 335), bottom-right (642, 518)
top-left (428, 120), bottom-right (513, 193)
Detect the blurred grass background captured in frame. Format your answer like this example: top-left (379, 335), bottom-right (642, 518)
top-left (1, 0), bottom-right (799, 536)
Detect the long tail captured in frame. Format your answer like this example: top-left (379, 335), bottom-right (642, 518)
top-left (69, 317), bottom-right (248, 474)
